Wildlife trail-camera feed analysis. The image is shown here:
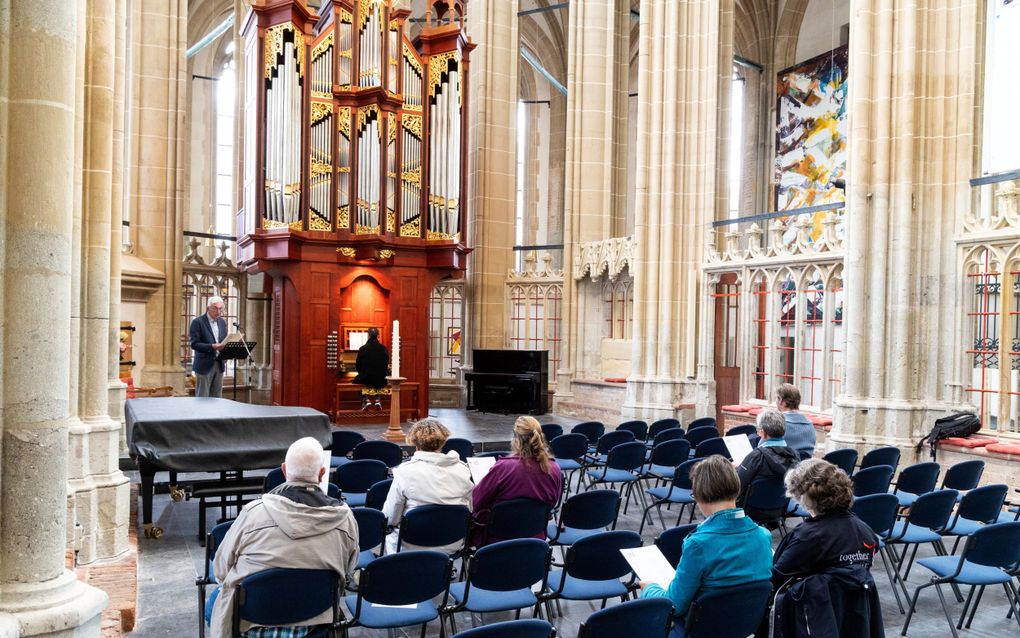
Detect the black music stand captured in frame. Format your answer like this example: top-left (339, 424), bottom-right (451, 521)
top-left (219, 340), bottom-right (257, 401)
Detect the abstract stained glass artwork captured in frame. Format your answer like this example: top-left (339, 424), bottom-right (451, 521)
top-left (774, 46), bottom-right (848, 243)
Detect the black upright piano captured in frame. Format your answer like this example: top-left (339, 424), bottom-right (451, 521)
top-left (465, 349), bottom-right (548, 415)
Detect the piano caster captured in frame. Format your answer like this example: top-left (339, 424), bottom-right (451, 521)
top-left (143, 524), bottom-right (164, 539)
top-left (170, 486), bottom-right (185, 502)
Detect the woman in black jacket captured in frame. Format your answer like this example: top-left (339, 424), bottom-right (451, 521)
top-left (772, 458), bottom-right (878, 586)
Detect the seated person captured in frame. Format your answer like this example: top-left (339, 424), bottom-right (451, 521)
top-left (775, 383), bottom-right (816, 458)
top-left (352, 327), bottom-right (388, 410)
top-left (471, 416), bottom-right (562, 545)
top-left (381, 418), bottom-right (473, 553)
top-left (640, 455), bottom-right (772, 635)
top-left (736, 408), bottom-right (800, 523)
top-left (209, 437), bottom-right (359, 638)
top-left (772, 458), bottom-right (878, 586)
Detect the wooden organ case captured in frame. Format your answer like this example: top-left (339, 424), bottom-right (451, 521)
top-left (238, 0), bottom-right (474, 423)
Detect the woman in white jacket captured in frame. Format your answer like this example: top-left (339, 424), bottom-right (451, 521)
top-left (381, 418), bottom-right (473, 554)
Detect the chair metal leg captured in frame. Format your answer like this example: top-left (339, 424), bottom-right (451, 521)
top-left (902, 581), bottom-right (933, 636)
top-left (933, 583), bottom-right (960, 638)
top-left (965, 585), bottom-right (985, 629)
top-left (1006, 581), bottom-right (1020, 631)
top-left (956, 585), bottom-right (976, 630)
top-left (879, 546), bottom-right (906, 613)
top-left (902, 544), bottom-right (920, 580)
top-left (197, 584), bottom-right (207, 638)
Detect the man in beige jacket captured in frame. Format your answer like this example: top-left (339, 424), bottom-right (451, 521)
top-left (209, 437), bottom-right (359, 638)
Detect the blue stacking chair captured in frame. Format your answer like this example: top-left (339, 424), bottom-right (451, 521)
top-left (544, 530), bottom-right (642, 609)
top-left (479, 498), bottom-right (551, 546)
top-left (687, 416), bottom-right (716, 432)
top-left (443, 437), bottom-right (475, 462)
top-left (585, 430), bottom-right (636, 469)
top-left (902, 522), bottom-right (1020, 638)
top-left (341, 550), bottom-right (453, 637)
top-left (550, 433), bottom-right (589, 499)
top-left (887, 488), bottom-right (958, 580)
top-left (547, 489), bottom-right (622, 549)
top-left (941, 483), bottom-right (1009, 553)
top-left (262, 467), bottom-right (285, 492)
top-left (892, 462), bottom-right (941, 508)
top-left (645, 427), bottom-right (686, 453)
top-left (198, 520), bottom-right (234, 638)
top-left (445, 538), bottom-right (552, 633)
top-left (330, 430), bottom-right (366, 468)
top-left (540, 423), bottom-right (563, 442)
top-left (453, 619), bottom-right (556, 638)
top-left (648, 418), bottom-right (682, 443)
top-left (743, 476), bottom-right (792, 534)
top-left (726, 424), bottom-right (757, 437)
top-left (684, 426), bottom-right (719, 451)
top-left (852, 464), bottom-right (895, 498)
top-left (352, 440), bottom-right (404, 468)
top-left (397, 504), bottom-right (472, 557)
top-left (232, 568), bottom-right (339, 638)
top-left (332, 459), bottom-right (388, 507)
top-left (940, 459), bottom-right (985, 502)
top-left (694, 437), bottom-right (731, 460)
top-left (683, 580), bottom-right (772, 638)
top-left (617, 420), bottom-right (649, 442)
top-left (823, 448), bottom-right (859, 475)
top-left (586, 441), bottom-right (648, 514)
top-left (571, 421), bottom-right (605, 449)
top-left (642, 439), bottom-right (691, 486)
top-left (852, 493), bottom-right (908, 613)
top-left (859, 446), bottom-right (901, 473)
top-left (640, 459), bottom-right (700, 533)
top-left (364, 477), bottom-right (392, 510)
top-left (654, 523), bottom-right (697, 568)
top-left (351, 506), bottom-right (387, 571)
top-left (577, 597), bottom-right (673, 638)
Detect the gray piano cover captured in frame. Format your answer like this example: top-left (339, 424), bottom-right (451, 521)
top-left (126, 397), bottom-right (331, 472)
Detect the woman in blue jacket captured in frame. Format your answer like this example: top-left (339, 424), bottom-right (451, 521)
top-left (640, 455), bottom-right (773, 635)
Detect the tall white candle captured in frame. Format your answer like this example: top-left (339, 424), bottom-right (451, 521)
top-left (392, 319), bottom-right (400, 377)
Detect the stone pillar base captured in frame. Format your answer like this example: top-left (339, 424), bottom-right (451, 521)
top-left (0, 571), bottom-right (107, 638)
top-left (829, 397), bottom-right (965, 458)
top-left (138, 365), bottom-right (184, 393)
top-left (623, 377), bottom-right (700, 423)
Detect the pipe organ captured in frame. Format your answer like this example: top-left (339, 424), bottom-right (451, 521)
top-left (238, 0), bottom-right (474, 422)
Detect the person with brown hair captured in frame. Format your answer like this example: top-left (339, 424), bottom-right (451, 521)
top-left (775, 383), bottom-right (817, 458)
top-left (640, 455), bottom-right (772, 631)
top-left (772, 458), bottom-right (878, 585)
top-left (470, 415), bottom-right (562, 545)
top-left (381, 417), bottom-right (473, 553)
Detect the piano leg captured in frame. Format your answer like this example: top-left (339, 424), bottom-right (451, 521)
top-left (139, 467), bottom-right (164, 539)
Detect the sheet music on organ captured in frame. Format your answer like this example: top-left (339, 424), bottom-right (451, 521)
top-left (723, 433), bottom-right (755, 465)
top-left (620, 545), bottom-right (676, 589)
top-left (467, 456), bottom-right (497, 483)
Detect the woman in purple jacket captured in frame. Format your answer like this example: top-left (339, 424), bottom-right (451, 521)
top-left (471, 416), bottom-right (562, 545)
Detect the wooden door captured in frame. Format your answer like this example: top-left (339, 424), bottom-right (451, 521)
top-left (714, 273), bottom-right (741, 426)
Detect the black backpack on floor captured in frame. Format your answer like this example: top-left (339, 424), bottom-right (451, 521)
top-left (915, 412), bottom-right (981, 461)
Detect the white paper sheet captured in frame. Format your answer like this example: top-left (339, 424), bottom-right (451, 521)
top-left (619, 545), bottom-right (676, 589)
top-left (467, 456), bottom-right (497, 483)
top-left (319, 450), bottom-right (331, 494)
top-left (724, 433), bottom-right (755, 466)
top-left (370, 603), bottom-right (419, 609)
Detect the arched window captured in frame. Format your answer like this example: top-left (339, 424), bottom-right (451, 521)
top-left (215, 42), bottom-right (236, 235)
top-left (428, 282), bottom-right (464, 380)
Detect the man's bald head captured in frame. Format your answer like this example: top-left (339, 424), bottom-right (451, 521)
top-left (282, 437), bottom-right (325, 483)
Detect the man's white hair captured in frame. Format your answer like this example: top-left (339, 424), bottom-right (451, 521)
top-left (207, 295), bottom-right (225, 308)
top-left (284, 437), bottom-right (324, 482)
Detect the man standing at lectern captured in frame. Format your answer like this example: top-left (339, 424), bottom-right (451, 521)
top-left (191, 296), bottom-right (227, 397)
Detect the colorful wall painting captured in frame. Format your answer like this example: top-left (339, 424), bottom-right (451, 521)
top-left (774, 46), bottom-right (848, 243)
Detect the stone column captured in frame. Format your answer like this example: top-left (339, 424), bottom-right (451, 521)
top-left (557, 0), bottom-right (631, 395)
top-left (0, 0), bottom-right (108, 634)
top-left (466, 0), bottom-right (519, 353)
top-left (108, 0), bottom-right (128, 449)
top-left (624, 0), bottom-right (729, 421)
top-left (830, 0), bottom-right (979, 451)
top-left (131, 0), bottom-right (187, 389)
top-left (68, 0), bottom-right (130, 565)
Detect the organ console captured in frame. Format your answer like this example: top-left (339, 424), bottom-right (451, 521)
top-left (237, 0), bottom-right (473, 421)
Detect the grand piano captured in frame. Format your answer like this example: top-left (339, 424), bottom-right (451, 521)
top-left (126, 397), bottom-right (331, 538)
top-left (465, 349), bottom-right (549, 415)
